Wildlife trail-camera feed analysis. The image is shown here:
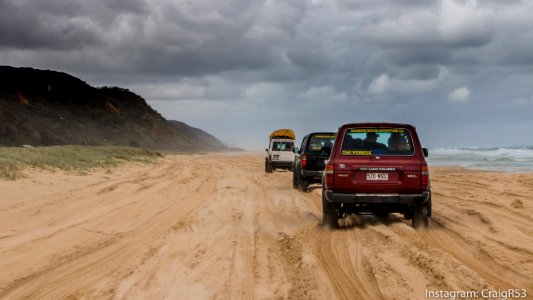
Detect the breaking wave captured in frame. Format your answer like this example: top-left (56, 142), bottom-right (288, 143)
top-left (428, 146), bottom-right (533, 172)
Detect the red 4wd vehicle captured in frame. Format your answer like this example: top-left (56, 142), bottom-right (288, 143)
top-left (322, 123), bottom-right (431, 229)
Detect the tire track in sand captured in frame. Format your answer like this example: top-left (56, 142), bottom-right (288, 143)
top-left (2, 155), bottom-right (533, 299)
top-left (419, 219), bottom-right (533, 290)
top-left (311, 226), bottom-right (384, 300)
top-left (0, 157), bottom-right (218, 299)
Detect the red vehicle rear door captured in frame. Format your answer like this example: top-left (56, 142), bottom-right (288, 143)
top-left (331, 124), bottom-right (424, 194)
top-left (333, 155), bottom-right (422, 193)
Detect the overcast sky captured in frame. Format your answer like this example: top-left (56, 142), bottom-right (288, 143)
top-left (1, 0), bottom-right (533, 150)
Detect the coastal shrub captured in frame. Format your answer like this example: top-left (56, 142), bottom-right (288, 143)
top-left (0, 145), bottom-right (161, 180)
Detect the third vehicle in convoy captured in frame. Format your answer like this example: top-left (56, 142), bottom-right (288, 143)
top-left (322, 123), bottom-right (432, 229)
top-left (293, 132), bottom-right (336, 192)
top-left (265, 129), bottom-right (296, 173)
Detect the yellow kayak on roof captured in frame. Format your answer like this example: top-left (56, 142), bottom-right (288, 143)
top-left (269, 129), bottom-right (295, 139)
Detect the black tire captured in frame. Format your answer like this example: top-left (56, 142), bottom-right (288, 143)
top-left (374, 211), bottom-right (389, 218)
top-left (265, 160), bottom-right (273, 173)
top-left (292, 172), bottom-right (298, 189)
top-left (298, 177), bottom-right (308, 192)
top-left (322, 191), bottom-right (339, 229)
top-left (427, 195), bottom-right (432, 217)
top-left (404, 209), bottom-right (414, 220)
top-left (412, 206), bottom-right (429, 229)
top-left (412, 195), bottom-right (432, 228)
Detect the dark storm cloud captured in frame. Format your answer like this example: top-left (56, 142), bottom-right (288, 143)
top-left (336, 0), bottom-right (435, 10)
top-left (2, 0), bottom-right (533, 149)
top-left (104, 0), bottom-right (149, 14)
top-left (0, 0), bottom-right (151, 51)
top-left (0, 0), bottom-right (522, 77)
top-left (386, 48), bottom-right (453, 67)
top-left (2, 0), bottom-right (532, 74)
top-left (132, 41), bottom-right (279, 76)
top-left (286, 48), bottom-right (330, 70)
top-left (0, 1), bottom-right (102, 50)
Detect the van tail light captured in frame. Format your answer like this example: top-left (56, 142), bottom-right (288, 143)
top-left (325, 163), bottom-right (334, 189)
top-left (421, 164), bottom-right (430, 190)
top-left (301, 154), bottom-right (307, 169)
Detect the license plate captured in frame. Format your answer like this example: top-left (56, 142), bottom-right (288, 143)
top-left (366, 172), bottom-right (388, 181)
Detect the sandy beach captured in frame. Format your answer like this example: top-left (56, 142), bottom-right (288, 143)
top-left (0, 152), bottom-right (531, 299)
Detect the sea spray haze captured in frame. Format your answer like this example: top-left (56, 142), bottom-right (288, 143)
top-left (429, 146), bottom-right (533, 172)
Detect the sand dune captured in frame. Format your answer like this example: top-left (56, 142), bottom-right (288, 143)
top-left (0, 153), bottom-right (531, 299)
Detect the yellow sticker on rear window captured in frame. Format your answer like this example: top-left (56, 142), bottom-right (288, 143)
top-left (349, 128), bottom-right (404, 133)
top-left (342, 150), bottom-right (372, 155)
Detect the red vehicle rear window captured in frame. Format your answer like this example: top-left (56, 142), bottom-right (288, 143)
top-left (340, 128), bottom-right (414, 156)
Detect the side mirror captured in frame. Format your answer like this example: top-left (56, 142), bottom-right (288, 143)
top-left (320, 146), bottom-right (331, 157)
top-left (265, 148), bottom-right (268, 152)
top-left (294, 147), bottom-right (299, 153)
top-left (423, 148), bottom-right (429, 158)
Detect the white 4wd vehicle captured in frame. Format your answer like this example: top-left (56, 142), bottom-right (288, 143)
top-left (265, 129), bottom-right (295, 173)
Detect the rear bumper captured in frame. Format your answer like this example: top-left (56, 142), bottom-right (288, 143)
top-left (324, 190), bottom-right (430, 205)
top-left (301, 169), bottom-right (323, 179)
top-left (270, 161), bottom-right (293, 169)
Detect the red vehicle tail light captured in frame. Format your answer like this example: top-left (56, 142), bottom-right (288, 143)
top-left (301, 154), bottom-right (307, 169)
top-left (325, 163), bottom-right (334, 189)
top-left (421, 164), bottom-right (430, 190)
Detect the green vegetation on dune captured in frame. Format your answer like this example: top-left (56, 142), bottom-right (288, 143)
top-left (0, 146), bottom-right (162, 180)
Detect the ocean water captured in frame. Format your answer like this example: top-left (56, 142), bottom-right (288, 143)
top-left (427, 146), bottom-right (533, 172)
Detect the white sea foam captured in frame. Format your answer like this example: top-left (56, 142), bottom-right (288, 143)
top-left (428, 146), bottom-right (533, 172)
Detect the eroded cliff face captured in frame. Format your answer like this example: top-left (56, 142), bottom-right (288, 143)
top-left (0, 66), bottom-right (227, 151)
